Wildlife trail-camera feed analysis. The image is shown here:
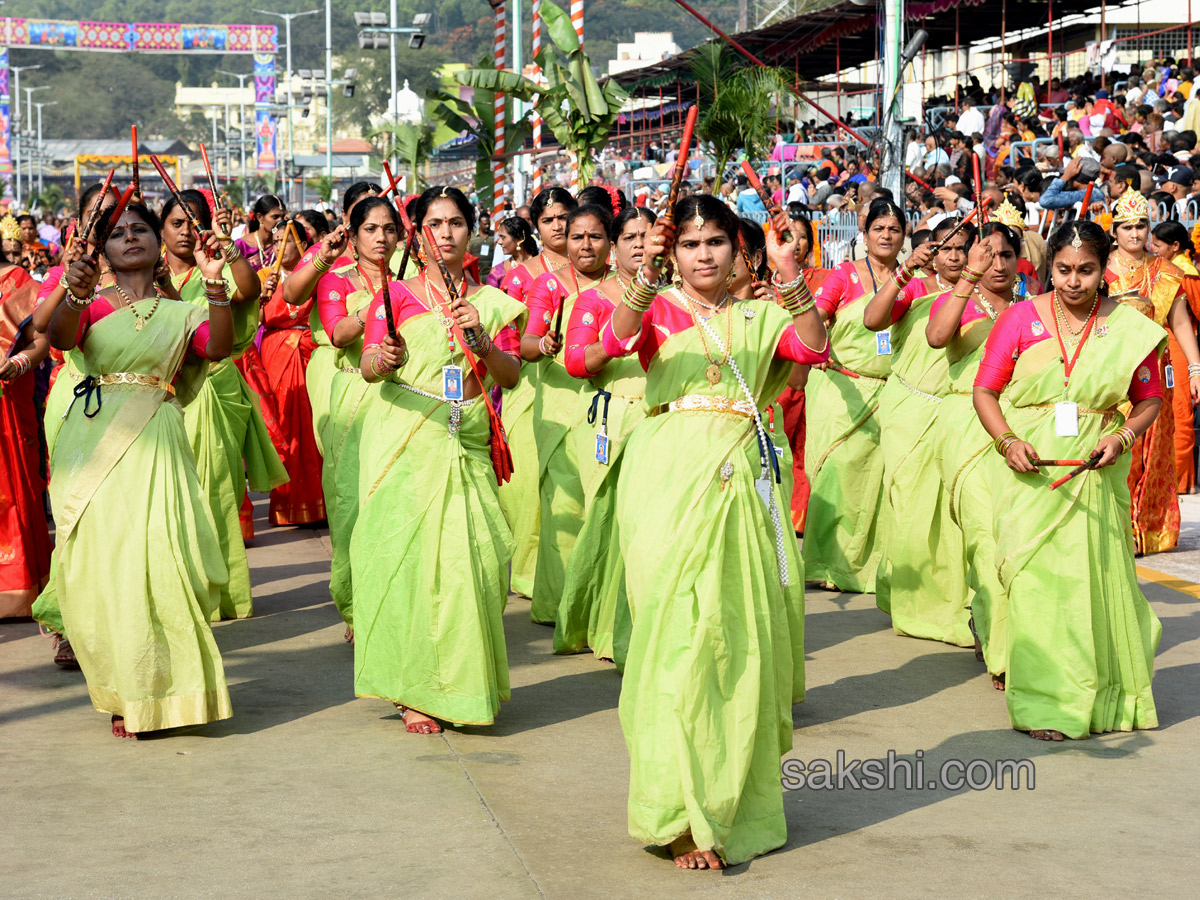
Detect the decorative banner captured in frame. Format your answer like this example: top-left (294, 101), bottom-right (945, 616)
top-left (255, 110), bottom-right (277, 173)
top-left (0, 18), bottom-right (276, 53)
top-left (254, 54), bottom-right (276, 172)
top-left (0, 48), bottom-right (10, 188)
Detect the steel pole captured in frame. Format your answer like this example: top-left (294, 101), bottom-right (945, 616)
top-left (326, 0), bottom-right (334, 183)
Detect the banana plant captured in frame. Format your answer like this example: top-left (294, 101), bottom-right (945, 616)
top-left (427, 54), bottom-right (531, 209)
top-left (453, 0), bottom-right (628, 187)
top-left (369, 120), bottom-right (436, 191)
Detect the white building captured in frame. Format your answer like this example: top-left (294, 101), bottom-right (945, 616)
top-left (608, 33), bottom-right (681, 77)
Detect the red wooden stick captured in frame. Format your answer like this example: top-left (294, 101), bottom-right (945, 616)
top-left (972, 152), bottom-right (986, 224)
top-left (1049, 454), bottom-right (1101, 490)
top-left (149, 154), bottom-right (207, 238)
top-left (381, 161), bottom-right (402, 198)
top-left (1079, 180), bottom-right (1097, 221)
top-left (834, 367), bottom-right (860, 379)
top-left (131, 125), bottom-right (140, 197)
top-left (932, 205), bottom-right (982, 252)
top-left (77, 170), bottom-right (115, 246)
top-left (652, 105), bottom-right (700, 266)
top-left (1032, 458), bottom-right (1085, 467)
top-left (905, 170), bottom-right (934, 191)
top-left (97, 184), bottom-right (135, 245)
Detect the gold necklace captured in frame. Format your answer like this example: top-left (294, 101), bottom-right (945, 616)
top-left (971, 286), bottom-right (999, 321)
top-left (675, 286), bottom-right (733, 385)
top-left (1052, 289), bottom-right (1100, 354)
top-left (1115, 252), bottom-right (1151, 295)
top-left (112, 282), bottom-right (162, 331)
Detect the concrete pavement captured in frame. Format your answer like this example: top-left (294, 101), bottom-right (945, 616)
top-left (3, 495), bottom-right (1198, 899)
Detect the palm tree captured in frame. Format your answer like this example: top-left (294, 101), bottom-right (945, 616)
top-left (453, 0), bottom-right (627, 188)
top-left (689, 44), bottom-right (801, 193)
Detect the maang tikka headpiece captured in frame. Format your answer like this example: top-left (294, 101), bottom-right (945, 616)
top-left (1071, 226), bottom-right (1083, 251)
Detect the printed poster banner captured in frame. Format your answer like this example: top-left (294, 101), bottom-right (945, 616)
top-left (0, 19), bottom-right (276, 53)
top-left (254, 54), bottom-right (276, 172)
top-left (0, 47), bottom-right (10, 186)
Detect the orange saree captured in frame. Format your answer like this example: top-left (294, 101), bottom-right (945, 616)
top-left (1108, 257), bottom-right (1185, 554)
top-left (1169, 256), bottom-right (1200, 493)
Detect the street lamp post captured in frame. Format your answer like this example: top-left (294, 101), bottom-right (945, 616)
top-left (326, 0), bottom-right (333, 183)
top-left (23, 85), bottom-right (50, 203)
top-left (34, 100), bottom-right (56, 196)
top-left (9, 64), bottom-right (42, 207)
top-left (210, 106), bottom-right (221, 187)
top-left (254, 7), bottom-right (321, 205)
top-left (218, 70), bottom-right (252, 181)
top-left (224, 101), bottom-right (233, 184)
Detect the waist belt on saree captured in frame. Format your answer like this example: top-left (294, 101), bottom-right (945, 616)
top-left (68, 372), bottom-right (176, 419)
top-left (649, 394), bottom-right (755, 418)
top-left (894, 373), bottom-right (943, 404)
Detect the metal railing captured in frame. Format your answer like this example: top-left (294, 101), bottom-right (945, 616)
top-left (1004, 137), bottom-right (1056, 166)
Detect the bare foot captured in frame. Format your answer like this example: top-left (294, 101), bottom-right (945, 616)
top-left (344, 626), bottom-right (354, 644)
top-left (396, 705), bottom-right (442, 735)
top-left (1029, 728), bottom-right (1064, 742)
top-left (111, 715), bottom-right (136, 739)
top-left (992, 673), bottom-right (1006, 691)
top-left (670, 835), bottom-right (723, 870)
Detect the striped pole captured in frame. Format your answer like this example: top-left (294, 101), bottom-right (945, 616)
top-left (492, 2), bottom-right (507, 216)
top-left (569, 0), bottom-right (584, 193)
top-left (532, 0), bottom-right (543, 195)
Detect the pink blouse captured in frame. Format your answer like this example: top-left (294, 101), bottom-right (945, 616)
top-left (929, 289), bottom-right (990, 330)
top-left (362, 282), bottom-right (520, 362)
top-left (974, 301), bottom-right (1160, 401)
top-left (565, 288), bottom-right (615, 379)
top-left (314, 266), bottom-right (370, 337)
top-left (600, 293), bottom-right (829, 371)
top-left (75, 296), bottom-right (212, 357)
top-left (522, 270), bottom-right (573, 339)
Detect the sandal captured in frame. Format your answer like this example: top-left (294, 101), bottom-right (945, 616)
top-left (52, 635), bottom-right (80, 669)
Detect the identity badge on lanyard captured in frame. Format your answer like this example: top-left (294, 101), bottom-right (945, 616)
top-left (589, 388), bottom-right (612, 465)
top-left (876, 330), bottom-right (893, 356)
top-left (1053, 312), bottom-right (1097, 438)
top-left (443, 365), bottom-right (464, 401)
top-left (1166, 364), bottom-right (1176, 389)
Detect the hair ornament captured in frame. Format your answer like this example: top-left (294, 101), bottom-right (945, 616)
top-left (1071, 227), bottom-right (1084, 251)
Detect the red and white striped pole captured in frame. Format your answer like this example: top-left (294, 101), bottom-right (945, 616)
top-left (532, 0), bottom-right (544, 195)
top-left (569, 0), bottom-right (584, 193)
top-left (492, 2), bottom-right (507, 216)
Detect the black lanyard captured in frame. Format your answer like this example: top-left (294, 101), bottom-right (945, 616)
top-left (588, 388), bottom-right (612, 434)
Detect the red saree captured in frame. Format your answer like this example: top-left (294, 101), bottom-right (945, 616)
top-left (1170, 261), bottom-right (1200, 493)
top-left (1108, 258), bottom-right (1185, 554)
top-left (259, 281), bottom-right (326, 525)
top-left (0, 265), bottom-right (52, 617)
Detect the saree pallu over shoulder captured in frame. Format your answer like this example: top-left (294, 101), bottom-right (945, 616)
top-left (554, 352), bottom-right (646, 664)
top-left (936, 316), bottom-right (1010, 675)
top-left (990, 305), bottom-right (1166, 737)
top-left (876, 295), bottom-right (971, 644)
top-left (530, 289), bottom-right (589, 624)
top-left (616, 300), bottom-right (804, 865)
top-left (49, 302), bottom-right (231, 732)
top-left (351, 287), bottom-right (525, 725)
top-left (802, 290), bottom-right (889, 593)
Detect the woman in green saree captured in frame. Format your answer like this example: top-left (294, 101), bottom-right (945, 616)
top-left (46, 203), bottom-right (233, 738)
top-left (520, 200), bottom-right (617, 625)
top-left (973, 221), bottom-right (1164, 741)
top-left (500, 187), bottom-right (577, 598)
top-left (803, 197), bottom-right (905, 593)
top-left (356, 186), bottom-right (525, 735)
top-left (928, 222), bottom-right (1025, 687)
top-left (863, 217), bottom-right (974, 644)
top-left (161, 190), bottom-right (287, 621)
top-left (607, 196), bottom-right (828, 869)
top-left (307, 197), bottom-right (395, 635)
top-left (553, 205), bottom-right (655, 665)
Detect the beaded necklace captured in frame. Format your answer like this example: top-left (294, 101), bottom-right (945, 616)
top-left (112, 282), bottom-right (164, 331)
top-left (421, 272), bottom-right (465, 362)
top-left (675, 285), bottom-right (734, 385)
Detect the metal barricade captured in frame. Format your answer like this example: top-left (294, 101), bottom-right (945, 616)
top-left (816, 210), bottom-right (860, 268)
top-left (1005, 138), bottom-right (1055, 166)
